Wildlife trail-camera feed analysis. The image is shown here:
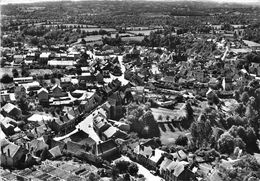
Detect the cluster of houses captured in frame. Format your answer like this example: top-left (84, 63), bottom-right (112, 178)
top-left (120, 139), bottom-right (197, 181)
top-left (1, 24), bottom-right (260, 181)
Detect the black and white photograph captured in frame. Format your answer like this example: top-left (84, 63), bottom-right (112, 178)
top-left (0, 0), bottom-right (260, 180)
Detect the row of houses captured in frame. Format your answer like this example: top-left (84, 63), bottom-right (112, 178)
top-left (121, 140), bottom-right (197, 181)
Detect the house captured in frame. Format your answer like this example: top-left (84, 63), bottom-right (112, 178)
top-left (60, 77), bottom-right (73, 89)
top-left (1, 139), bottom-right (28, 168)
top-left (13, 55), bottom-right (25, 64)
top-left (31, 124), bottom-right (51, 138)
top-left (0, 127), bottom-right (6, 139)
top-left (1, 103), bottom-right (22, 119)
top-left (134, 145), bottom-right (153, 166)
top-left (37, 88), bottom-right (49, 103)
top-left (29, 139), bottom-right (49, 158)
top-left (39, 52), bottom-right (51, 61)
top-left (78, 73), bottom-right (96, 87)
top-left (96, 139), bottom-right (119, 160)
top-left (93, 116), bottom-right (110, 134)
top-left (164, 160), bottom-right (194, 181)
top-left (0, 116), bottom-right (17, 136)
top-left (149, 148), bottom-right (165, 170)
top-left (171, 150), bottom-right (188, 161)
top-left (48, 60), bottom-right (76, 66)
top-left (111, 120), bottom-right (130, 132)
top-left (48, 113), bottom-right (76, 134)
top-left (222, 77), bottom-right (233, 91)
top-left (48, 146), bottom-right (62, 159)
top-left (13, 77), bottom-right (34, 84)
top-left (79, 91), bottom-right (102, 113)
top-left (101, 126), bottom-right (128, 141)
top-left (14, 85), bottom-right (26, 100)
top-left (107, 91), bottom-right (123, 120)
top-left (26, 52), bottom-right (36, 61)
top-left (50, 84), bottom-right (67, 98)
top-left (160, 157), bottom-right (173, 178)
top-left (64, 130), bottom-right (96, 154)
top-left (0, 93), bottom-right (16, 103)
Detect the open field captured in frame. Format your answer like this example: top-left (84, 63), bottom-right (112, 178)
top-left (121, 36), bottom-right (144, 42)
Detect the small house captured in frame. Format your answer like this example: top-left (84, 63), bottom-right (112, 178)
top-left (29, 139), bottom-right (49, 158)
top-left (37, 88), bottom-right (49, 103)
top-left (96, 139), bottom-right (119, 160)
top-left (1, 139), bottom-right (28, 168)
top-left (1, 103), bottom-right (22, 119)
top-left (51, 84), bottom-right (63, 97)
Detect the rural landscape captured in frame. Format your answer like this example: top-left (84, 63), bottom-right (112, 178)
top-left (1, 0), bottom-right (260, 180)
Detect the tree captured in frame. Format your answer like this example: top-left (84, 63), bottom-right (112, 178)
top-left (12, 68), bottom-right (19, 78)
top-left (21, 67), bottom-right (30, 77)
top-left (218, 132), bottom-right (235, 155)
top-left (30, 36), bottom-right (39, 46)
top-left (234, 137), bottom-right (246, 150)
top-left (88, 172), bottom-right (100, 181)
top-left (17, 97), bottom-right (29, 115)
top-left (1, 74), bottom-right (13, 83)
top-left (241, 92), bottom-right (250, 105)
top-left (233, 154), bottom-right (260, 171)
top-left (237, 126), bottom-right (247, 143)
top-left (175, 134), bottom-right (188, 146)
top-left (115, 160), bottom-right (130, 173)
top-left (128, 162), bottom-right (139, 176)
top-left (246, 127), bottom-right (258, 153)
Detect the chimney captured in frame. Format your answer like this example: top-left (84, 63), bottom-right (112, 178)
top-left (7, 149), bottom-right (10, 157)
top-left (99, 141), bottom-right (103, 154)
top-left (1, 147), bottom-right (4, 154)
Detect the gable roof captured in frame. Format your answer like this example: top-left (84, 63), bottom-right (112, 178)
top-left (48, 146), bottom-right (62, 158)
top-left (2, 103), bottom-right (19, 113)
top-left (149, 148), bottom-right (165, 163)
top-left (166, 160), bottom-right (189, 177)
top-left (51, 84), bottom-right (62, 91)
top-left (0, 139), bottom-right (23, 158)
top-left (37, 87), bottom-right (48, 94)
top-left (103, 126), bottom-right (118, 138)
top-left (28, 113), bottom-right (53, 122)
top-left (159, 157), bottom-right (173, 172)
top-left (97, 139), bottom-right (117, 155)
top-left (134, 145), bottom-right (153, 157)
top-left (29, 139), bottom-right (49, 152)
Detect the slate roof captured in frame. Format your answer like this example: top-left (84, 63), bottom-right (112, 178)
top-left (0, 139), bottom-right (23, 157)
top-left (97, 139), bottom-right (117, 155)
top-left (2, 103), bottom-right (19, 113)
top-left (49, 146), bottom-right (62, 158)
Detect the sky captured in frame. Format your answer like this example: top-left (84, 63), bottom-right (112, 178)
top-left (1, 0), bottom-right (260, 5)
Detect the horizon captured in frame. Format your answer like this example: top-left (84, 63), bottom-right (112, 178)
top-left (1, 0), bottom-right (260, 6)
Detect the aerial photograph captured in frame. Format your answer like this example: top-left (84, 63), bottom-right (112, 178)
top-left (0, 0), bottom-right (260, 180)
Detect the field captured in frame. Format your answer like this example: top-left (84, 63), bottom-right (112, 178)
top-left (79, 28), bottom-right (116, 32)
top-left (159, 122), bottom-right (189, 146)
top-left (83, 35), bottom-right (103, 42)
top-left (128, 30), bottom-right (156, 36)
top-left (121, 36), bottom-right (144, 42)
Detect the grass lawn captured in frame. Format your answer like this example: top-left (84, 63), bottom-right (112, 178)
top-left (159, 122), bottom-right (189, 146)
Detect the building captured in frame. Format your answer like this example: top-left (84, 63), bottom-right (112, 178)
top-left (37, 88), bottom-right (49, 103)
top-left (1, 139), bottom-right (28, 168)
top-left (1, 103), bottom-right (22, 119)
top-left (29, 139), bottom-right (49, 158)
top-left (48, 113), bottom-right (76, 134)
top-left (96, 139), bottom-right (119, 160)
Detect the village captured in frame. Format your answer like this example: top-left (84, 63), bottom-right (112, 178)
top-left (1, 1), bottom-right (260, 181)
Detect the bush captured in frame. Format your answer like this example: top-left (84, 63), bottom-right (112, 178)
top-left (218, 132), bottom-right (235, 155)
top-left (128, 162), bottom-right (139, 176)
top-left (115, 160), bottom-right (130, 173)
top-left (175, 134), bottom-right (188, 146)
top-left (1, 74), bottom-right (13, 83)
